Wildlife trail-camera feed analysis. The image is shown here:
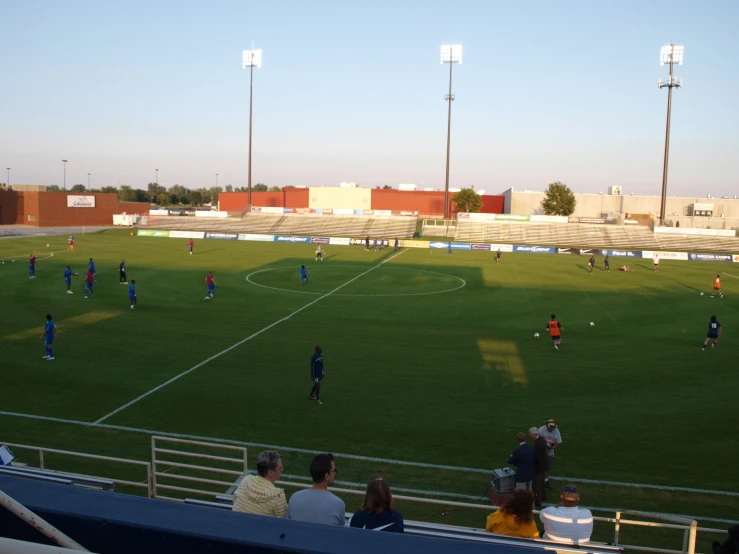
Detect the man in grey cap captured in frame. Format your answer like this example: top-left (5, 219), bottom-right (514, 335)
top-left (538, 419), bottom-right (562, 488)
top-left (539, 484), bottom-right (593, 544)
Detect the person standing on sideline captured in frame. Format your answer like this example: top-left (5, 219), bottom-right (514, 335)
top-left (119, 260), bottom-right (127, 284)
top-left (315, 244), bottom-right (323, 262)
top-left (350, 477), bottom-right (405, 533)
top-left (588, 254), bottom-right (595, 274)
top-left (300, 265), bottom-right (308, 285)
top-left (204, 271), bottom-right (216, 300)
top-left (88, 258), bottom-right (96, 278)
top-left (365, 236), bottom-right (370, 251)
top-left (373, 238), bottom-right (378, 251)
top-left (507, 432), bottom-right (535, 492)
top-left (529, 427), bottom-right (548, 508)
top-left (496, 247), bottom-right (502, 264)
top-left (63, 265), bottom-right (79, 294)
top-left (29, 252), bottom-right (39, 278)
top-left (68, 235), bottom-right (74, 250)
top-left (546, 314), bottom-right (563, 351)
top-left (380, 237), bottom-right (385, 249)
top-left (308, 346), bottom-right (325, 405)
top-left (653, 253), bottom-right (659, 271)
top-left (604, 255), bottom-right (610, 272)
top-left (538, 420), bottom-right (563, 488)
top-left (447, 241), bottom-right (453, 254)
top-left (394, 237), bottom-right (399, 251)
top-left (188, 238), bottom-right (194, 255)
top-left (539, 485), bottom-right (593, 545)
top-left (129, 280), bottom-right (137, 310)
top-left (233, 451), bottom-right (287, 518)
top-left (40, 314), bottom-right (57, 360)
top-left (286, 454), bottom-right (345, 526)
top-left (712, 275), bottom-right (723, 298)
top-left (702, 315), bottom-right (722, 350)
top-left (83, 268), bottom-right (95, 298)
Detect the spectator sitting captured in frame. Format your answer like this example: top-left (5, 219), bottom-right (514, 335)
top-left (350, 476), bottom-right (404, 533)
top-left (286, 453), bottom-right (345, 526)
top-left (486, 490), bottom-right (540, 538)
top-left (233, 450), bottom-right (286, 518)
top-left (539, 484), bottom-right (593, 545)
top-left (713, 525), bottom-right (739, 554)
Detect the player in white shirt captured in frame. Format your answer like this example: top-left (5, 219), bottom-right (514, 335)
top-left (653, 253), bottom-right (659, 272)
top-left (315, 244), bottom-right (323, 262)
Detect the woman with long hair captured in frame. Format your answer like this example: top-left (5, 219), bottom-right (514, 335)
top-left (486, 490), bottom-right (540, 538)
top-left (349, 476), bottom-right (404, 533)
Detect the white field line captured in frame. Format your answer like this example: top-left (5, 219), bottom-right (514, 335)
top-left (92, 250), bottom-right (408, 424)
top-left (722, 272), bottom-right (739, 280)
top-left (1, 409), bottom-right (738, 499)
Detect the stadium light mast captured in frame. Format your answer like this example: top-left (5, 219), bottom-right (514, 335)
top-left (440, 45), bottom-right (462, 219)
top-left (242, 45), bottom-right (262, 215)
top-left (658, 44), bottom-right (683, 226)
top-left (87, 173), bottom-right (91, 189)
top-left (62, 160), bottom-right (68, 191)
top-left (215, 173), bottom-right (219, 188)
top-left (6, 168), bottom-right (9, 190)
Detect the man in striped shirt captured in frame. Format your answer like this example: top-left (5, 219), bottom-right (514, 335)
top-left (539, 485), bottom-right (593, 545)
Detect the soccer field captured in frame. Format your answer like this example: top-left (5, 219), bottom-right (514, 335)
top-left (1, 230), bottom-right (737, 535)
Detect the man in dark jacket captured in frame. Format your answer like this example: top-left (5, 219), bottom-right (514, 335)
top-left (529, 427), bottom-right (548, 508)
top-left (507, 432), bottom-right (535, 492)
top-left (308, 346), bottom-right (325, 405)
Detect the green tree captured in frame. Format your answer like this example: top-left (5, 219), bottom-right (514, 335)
top-left (253, 183), bottom-right (268, 192)
top-left (180, 195), bottom-right (190, 205)
top-left (210, 186), bottom-right (223, 202)
top-left (47, 185), bottom-right (61, 192)
top-left (268, 186), bottom-right (281, 192)
top-left (118, 185), bottom-right (137, 202)
top-left (156, 192), bottom-right (171, 206)
top-left (189, 190), bottom-right (203, 206)
top-left (225, 184), bottom-right (233, 193)
top-left (383, 184), bottom-right (393, 189)
top-left (451, 188), bottom-right (483, 213)
top-left (134, 189), bottom-right (150, 203)
top-left (541, 181), bottom-right (576, 216)
top-left (71, 184), bottom-right (86, 192)
top-left (100, 186), bottom-right (118, 194)
top-left (202, 193), bottom-right (212, 205)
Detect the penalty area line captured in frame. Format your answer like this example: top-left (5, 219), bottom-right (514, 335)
top-left (91, 249), bottom-right (408, 425)
top-left (1, 409), bottom-right (739, 499)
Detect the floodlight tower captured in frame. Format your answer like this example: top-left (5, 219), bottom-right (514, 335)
top-left (62, 160), bottom-right (68, 191)
top-left (6, 168), bottom-right (9, 190)
top-left (242, 46), bottom-right (263, 215)
top-left (658, 44), bottom-right (683, 226)
top-left (441, 45), bottom-right (462, 219)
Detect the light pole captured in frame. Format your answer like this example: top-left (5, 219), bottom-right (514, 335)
top-left (62, 160), bottom-right (68, 191)
top-left (440, 45), bottom-right (462, 219)
top-left (87, 173), bottom-right (91, 189)
top-left (5, 168), bottom-right (9, 190)
top-left (242, 45), bottom-right (263, 215)
top-left (155, 168), bottom-right (159, 186)
top-left (658, 44), bottom-right (684, 226)
top-left (216, 173), bottom-right (219, 188)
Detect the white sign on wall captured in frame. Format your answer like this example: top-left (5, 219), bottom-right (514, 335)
top-left (67, 195), bottom-right (96, 208)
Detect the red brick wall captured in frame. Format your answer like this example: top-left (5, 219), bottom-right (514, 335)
top-left (284, 188), bottom-right (309, 208)
top-left (480, 195), bottom-right (505, 214)
top-left (0, 191), bottom-right (20, 224)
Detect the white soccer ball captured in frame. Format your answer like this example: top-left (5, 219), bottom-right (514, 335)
top-left (534, 333), bottom-right (540, 338)
top-left (700, 292), bottom-right (704, 296)
top-left (11, 260), bottom-right (15, 263)
top-left (590, 322), bottom-right (595, 327)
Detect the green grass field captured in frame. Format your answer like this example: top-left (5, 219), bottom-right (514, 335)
top-left (1, 229), bottom-right (737, 548)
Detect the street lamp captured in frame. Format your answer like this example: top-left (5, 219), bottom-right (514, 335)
top-left (216, 173), bottom-right (219, 188)
top-left (155, 168), bottom-right (159, 186)
top-left (62, 160), bottom-right (68, 191)
top-left (243, 45), bottom-right (263, 215)
top-left (441, 44), bottom-right (462, 219)
top-left (5, 168), bottom-right (9, 190)
top-left (658, 44), bottom-right (684, 226)
top-left (87, 173), bottom-right (91, 189)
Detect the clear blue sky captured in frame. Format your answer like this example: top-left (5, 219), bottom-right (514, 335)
top-left (2, 0), bottom-right (737, 196)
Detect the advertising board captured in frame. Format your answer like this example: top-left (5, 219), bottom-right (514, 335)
top-left (513, 245), bottom-right (555, 254)
top-left (311, 237), bottom-right (331, 244)
top-left (258, 207), bottom-right (284, 214)
top-left (641, 251), bottom-right (689, 261)
top-left (471, 244), bottom-right (491, 251)
top-left (569, 217), bottom-right (606, 224)
top-left (599, 249), bottom-right (641, 258)
top-left (205, 232), bottom-right (238, 240)
top-left (556, 248), bottom-right (580, 255)
top-left (137, 230), bottom-right (170, 237)
top-left (333, 208), bottom-right (354, 215)
top-left (329, 237), bottom-right (351, 245)
top-left (169, 231), bottom-right (206, 239)
top-left (397, 240), bottom-right (429, 249)
top-left (654, 227), bottom-right (736, 237)
top-left (688, 253), bottom-right (733, 262)
top-left (530, 215), bottom-right (569, 223)
top-left (489, 244), bottom-right (514, 253)
top-left (274, 236), bottom-right (311, 243)
top-left (238, 234), bottom-right (275, 242)
top-left (67, 195), bottom-right (96, 208)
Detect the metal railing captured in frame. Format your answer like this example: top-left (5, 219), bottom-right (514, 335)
top-left (1, 442), bottom-right (152, 497)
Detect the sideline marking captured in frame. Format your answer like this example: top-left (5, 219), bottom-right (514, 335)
top-left (3, 311), bottom-right (120, 341)
top-left (1, 410), bottom-right (738, 498)
top-left (722, 272), bottom-right (739, 280)
top-left (92, 250), bottom-right (407, 424)
top-left (246, 265), bottom-right (466, 297)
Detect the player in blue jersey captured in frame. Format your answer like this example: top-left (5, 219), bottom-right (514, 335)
top-left (702, 315), bottom-right (722, 350)
top-left (300, 265), bottom-right (308, 285)
top-left (373, 238), bottom-right (378, 251)
top-left (88, 258), bottom-right (97, 278)
top-left (129, 280), bottom-right (137, 310)
top-left (308, 345), bottom-right (325, 405)
top-left (588, 255), bottom-right (596, 274)
top-left (604, 255), bottom-right (610, 272)
top-left (39, 314), bottom-right (57, 360)
top-left (447, 242), bottom-right (452, 255)
top-left (394, 237), bottom-right (399, 251)
top-left (63, 265), bottom-right (79, 294)
top-left (29, 252), bottom-right (39, 278)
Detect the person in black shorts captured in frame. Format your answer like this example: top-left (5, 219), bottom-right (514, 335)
top-left (119, 260), bottom-right (127, 284)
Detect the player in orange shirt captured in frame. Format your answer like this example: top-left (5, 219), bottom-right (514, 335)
top-left (712, 275), bottom-right (723, 298)
top-left (546, 314), bottom-right (563, 351)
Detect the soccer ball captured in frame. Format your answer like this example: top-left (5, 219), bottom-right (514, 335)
top-left (534, 333), bottom-right (540, 338)
top-left (590, 322), bottom-right (595, 327)
top-left (46, 244), bottom-right (50, 247)
top-left (700, 292), bottom-right (704, 296)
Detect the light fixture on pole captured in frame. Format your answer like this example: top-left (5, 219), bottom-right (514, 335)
top-left (242, 45), bottom-right (262, 215)
top-left (440, 44), bottom-right (462, 219)
top-left (62, 160), bottom-right (68, 191)
top-left (216, 173), bottom-right (219, 188)
top-left (657, 44), bottom-right (684, 226)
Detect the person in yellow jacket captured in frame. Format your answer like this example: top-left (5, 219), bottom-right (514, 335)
top-left (486, 490), bottom-right (540, 538)
top-left (233, 451), bottom-right (287, 518)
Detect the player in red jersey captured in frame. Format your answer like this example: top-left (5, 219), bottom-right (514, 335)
top-left (188, 239), bottom-right (194, 255)
top-left (204, 271), bottom-right (216, 301)
top-left (712, 275), bottom-right (723, 298)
